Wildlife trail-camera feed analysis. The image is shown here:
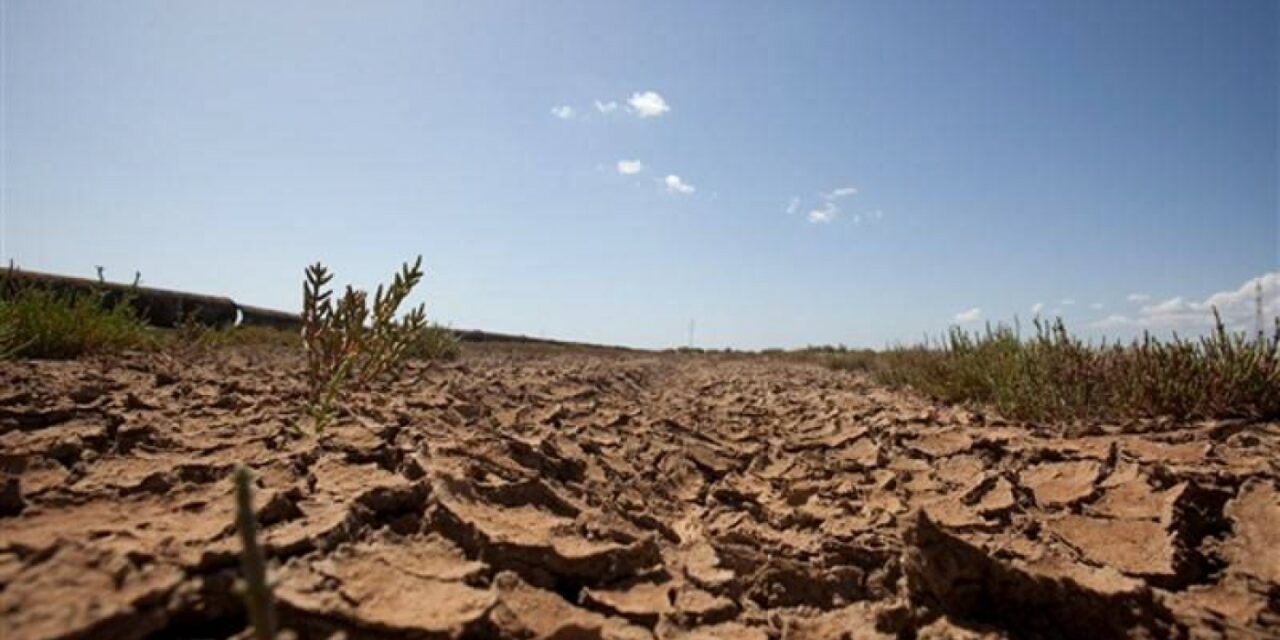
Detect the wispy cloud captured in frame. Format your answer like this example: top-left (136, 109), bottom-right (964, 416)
top-left (627, 91), bottom-right (670, 118)
top-left (954, 307), bottom-right (982, 323)
top-left (1142, 297), bottom-right (1186, 315)
top-left (1089, 271), bottom-right (1279, 333)
top-left (849, 209), bottom-right (887, 225)
top-left (616, 159), bottom-right (644, 175)
top-left (1031, 302), bottom-right (1045, 314)
top-left (1127, 293), bottom-right (1151, 303)
top-left (790, 187), bottom-right (885, 227)
top-left (553, 92), bottom-right (668, 120)
top-left (783, 186), bottom-right (885, 227)
top-left (664, 174), bottom-right (695, 194)
top-left (822, 186), bottom-right (858, 200)
top-left (1092, 314), bottom-right (1132, 329)
top-left (1090, 302), bottom-right (1104, 310)
top-left (807, 202), bottom-right (838, 224)
top-left (1060, 298), bottom-right (1076, 306)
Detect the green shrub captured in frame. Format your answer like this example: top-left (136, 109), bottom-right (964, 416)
top-left (0, 287), bottom-right (156, 359)
top-left (404, 324), bottom-right (461, 361)
top-left (298, 256), bottom-right (448, 429)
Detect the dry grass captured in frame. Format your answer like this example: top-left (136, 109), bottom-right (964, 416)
top-left (816, 314), bottom-right (1280, 422)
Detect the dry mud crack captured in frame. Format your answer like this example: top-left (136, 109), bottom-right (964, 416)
top-left (1, 347), bottom-right (1278, 639)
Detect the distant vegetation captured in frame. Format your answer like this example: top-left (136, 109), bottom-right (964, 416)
top-left (172, 317), bottom-right (302, 353)
top-left (0, 285), bottom-right (156, 359)
top-left (0, 281), bottom-right (303, 360)
top-left (404, 321), bottom-right (462, 361)
top-left (0, 261), bottom-right (457, 365)
top-left (808, 314), bottom-right (1280, 422)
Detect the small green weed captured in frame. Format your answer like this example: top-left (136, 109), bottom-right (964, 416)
top-left (233, 467), bottom-right (279, 640)
top-left (298, 256), bottom-right (448, 431)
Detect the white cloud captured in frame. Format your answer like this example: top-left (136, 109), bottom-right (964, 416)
top-left (954, 307), bottom-right (982, 323)
top-left (1141, 296), bottom-right (1186, 315)
top-left (1060, 298), bottom-right (1076, 306)
top-left (853, 209), bottom-right (885, 224)
top-left (627, 91), bottom-right (670, 118)
top-left (1090, 302), bottom-right (1104, 310)
top-left (822, 186), bottom-right (858, 200)
top-left (1089, 271), bottom-right (1280, 333)
top-left (616, 160), bottom-right (644, 175)
top-left (550, 105), bottom-right (575, 119)
top-left (1091, 314), bottom-right (1133, 329)
top-left (1031, 302), bottom-right (1045, 314)
top-left (1127, 293), bottom-right (1151, 303)
top-left (791, 191), bottom-right (882, 227)
top-left (594, 100), bottom-right (618, 113)
top-left (664, 174), bottom-right (695, 194)
top-left (807, 202), bottom-right (838, 224)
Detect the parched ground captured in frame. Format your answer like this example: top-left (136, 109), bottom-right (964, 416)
top-left (1, 345), bottom-right (1277, 639)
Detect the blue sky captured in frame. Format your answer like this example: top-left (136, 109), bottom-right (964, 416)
top-left (2, 1), bottom-right (1276, 348)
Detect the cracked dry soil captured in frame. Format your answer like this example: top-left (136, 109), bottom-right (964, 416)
top-left (1, 345), bottom-right (1277, 639)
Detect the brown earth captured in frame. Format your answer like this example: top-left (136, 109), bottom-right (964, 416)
top-left (1, 345), bottom-right (1277, 639)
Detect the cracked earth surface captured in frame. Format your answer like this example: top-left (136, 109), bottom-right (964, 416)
top-left (1, 345), bottom-right (1277, 639)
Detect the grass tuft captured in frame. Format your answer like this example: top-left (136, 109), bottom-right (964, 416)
top-left (0, 285), bottom-right (156, 359)
top-left (816, 313), bottom-right (1280, 423)
top-left (170, 318), bottom-right (302, 354)
top-left (404, 323), bottom-right (461, 361)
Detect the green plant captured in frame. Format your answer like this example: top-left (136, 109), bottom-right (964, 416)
top-left (0, 284), bottom-right (155, 359)
top-left (233, 467), bottom-right (278, 640)
top-left (0, 320), bottom-right (23, 360)
top-left (168, 318), bottom-right (302, 355)
top-left (404, 323), bottom-right (461, 361)
top-left (818, 312), bottom-right (1280, 423)
top-left (299, 256), bottom-right (441, 430)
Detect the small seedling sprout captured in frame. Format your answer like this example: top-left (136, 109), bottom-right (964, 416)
top-left (234, 467), bottom-right (278, 640)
